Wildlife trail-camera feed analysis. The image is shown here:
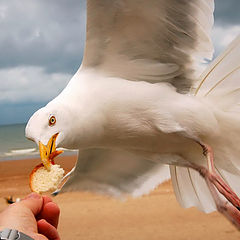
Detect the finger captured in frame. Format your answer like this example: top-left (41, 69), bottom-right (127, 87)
top-left (36, 195), bottom-right (52, 221)
top-left (20, 193), bottom-right (43, 216)
top-left (31, 233), bottom-right (48, 240)
top-left (37, 219), bottom-right (60, 240)
top-left (42, 195), bottom-right (52, 205)
top-left (39, 202), bottom-right (60, 228)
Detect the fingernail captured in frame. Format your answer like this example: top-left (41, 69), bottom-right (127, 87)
top-left (26, 193), bottom-right (41, 199)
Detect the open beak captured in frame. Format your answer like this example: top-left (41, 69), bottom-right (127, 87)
top-left (39, 133), bottom-right (63, 171)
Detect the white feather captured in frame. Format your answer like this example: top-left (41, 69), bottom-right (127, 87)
top-left (170, 166), bottom-right (216, 213)
top-left (194, 35), bottom-right (240, 97)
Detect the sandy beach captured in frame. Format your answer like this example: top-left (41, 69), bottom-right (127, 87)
top-left (0, 155), bottom-right (239, 240)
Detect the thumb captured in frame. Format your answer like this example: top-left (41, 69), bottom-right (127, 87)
top-left (20, 193), bottom-right (43, 216)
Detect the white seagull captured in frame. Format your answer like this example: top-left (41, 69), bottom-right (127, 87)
top-left (25, 0), bottom-right (240, 228)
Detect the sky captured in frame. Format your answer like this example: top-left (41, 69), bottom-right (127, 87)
top-left (0, 0), bottom-right (239, 125)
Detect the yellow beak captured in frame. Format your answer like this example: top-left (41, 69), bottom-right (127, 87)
top-left (39, 133), bottom-right (63, 171)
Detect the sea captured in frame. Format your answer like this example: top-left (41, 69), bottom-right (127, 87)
top-left (0, 123), bottom-right (77, 161)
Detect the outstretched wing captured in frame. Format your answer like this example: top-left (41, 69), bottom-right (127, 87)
top-left (81, 0), bottom-right (214, 93)
top-left (60, 148), bottom-right (170, 198)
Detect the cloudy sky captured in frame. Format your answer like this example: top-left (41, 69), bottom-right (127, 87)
top-left (0, 0), bottom-right (239, 125)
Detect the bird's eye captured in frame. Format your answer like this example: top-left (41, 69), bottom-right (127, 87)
top-left (49, 115), bottom-right (56, 126)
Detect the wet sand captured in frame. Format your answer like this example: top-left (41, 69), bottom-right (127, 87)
top-left (0, 156), bottom-right (239, 239)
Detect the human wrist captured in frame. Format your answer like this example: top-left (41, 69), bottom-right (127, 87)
top-left (0, 228), bottom-right (34, 240)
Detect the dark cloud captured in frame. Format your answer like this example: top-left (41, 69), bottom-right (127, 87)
top-left (214, 0), bottom-right (240, 26)
top-left (0, 0), bottom-right (86, 74)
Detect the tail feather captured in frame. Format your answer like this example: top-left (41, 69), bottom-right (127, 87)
top-left (170, 166), bottom-right (216, 213)
top-left (170, 165), bottom-right (240, 213)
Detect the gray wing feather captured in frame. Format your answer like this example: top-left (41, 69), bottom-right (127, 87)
top-left (60, 148), bottom-right (170, 198)
top-left (82, 0), bottom-right (214, 93)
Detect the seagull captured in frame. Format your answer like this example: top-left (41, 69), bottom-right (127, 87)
top-left (25, 0), bottom-right (240, 228)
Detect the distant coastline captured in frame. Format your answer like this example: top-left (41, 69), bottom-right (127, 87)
top-left (0, 123), bottom-right (77, 161)
top-left (0, 122), bottom-right (26, 127)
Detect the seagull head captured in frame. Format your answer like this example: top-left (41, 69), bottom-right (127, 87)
top-left (25, 100), bottom-right (78, 165)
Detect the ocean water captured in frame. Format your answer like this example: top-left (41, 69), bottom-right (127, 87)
top-left (0, 123), bottom-right (77, 161)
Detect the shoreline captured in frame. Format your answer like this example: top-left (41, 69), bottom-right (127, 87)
top-left (0, 155), bottom-right (77, 175)
top-left (0, 150), bottom-right (78, 162)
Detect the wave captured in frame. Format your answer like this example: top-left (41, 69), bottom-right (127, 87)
top-left (2, 148), bottom-right (78, 158)
top-left (4, 148), bottom-right (38, 157)
top-left (58, 148), bottom-right (78, 152)
top-left (0, 147), bottom-right (78, 162)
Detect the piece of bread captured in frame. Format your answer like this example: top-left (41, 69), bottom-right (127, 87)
top-left (30, 163), bottom-right (64, 194)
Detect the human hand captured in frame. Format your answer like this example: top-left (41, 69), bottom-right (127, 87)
top-left (0, 193), bottom-right (60, 240)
